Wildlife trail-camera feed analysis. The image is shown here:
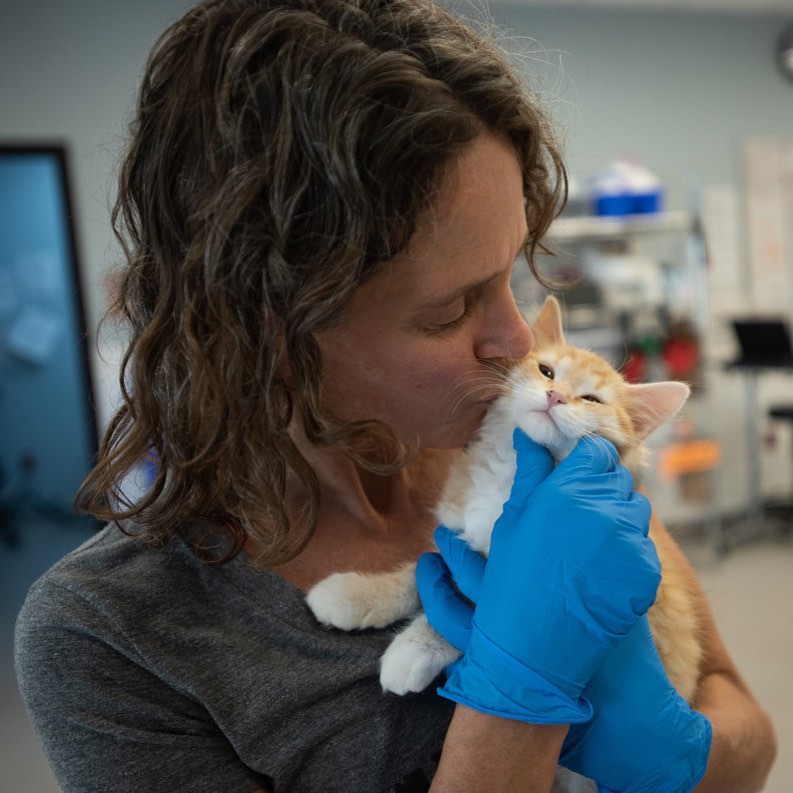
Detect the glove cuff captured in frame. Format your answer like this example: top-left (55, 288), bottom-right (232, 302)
top-left (642, 706), bottom-right (712, 793)
top-left (437, 629), bottom-right (593, 725)
top-left (681, 710), bottom-right (712, 793)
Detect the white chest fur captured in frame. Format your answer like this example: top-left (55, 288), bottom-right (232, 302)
top-left (435, 390), bottom-right (551, 556)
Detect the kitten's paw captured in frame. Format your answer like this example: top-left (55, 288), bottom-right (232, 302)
top-left (306, 572), bottom-right (399, 631)
top-left (380, 641), bottom-right (445, 695)
top-left (380, 618), bottom-right (462, 695)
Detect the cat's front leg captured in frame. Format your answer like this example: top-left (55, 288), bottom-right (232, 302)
top-left (380, 612), bottom-right (462, 695)
top-left (306, 563), bottom-right (420, 630)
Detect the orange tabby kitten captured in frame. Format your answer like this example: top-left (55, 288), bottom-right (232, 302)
top-left (307, 296), bottom-right (703, 702)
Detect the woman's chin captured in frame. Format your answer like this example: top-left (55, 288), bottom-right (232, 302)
top-left (422, 404), bottom-right (490, 449)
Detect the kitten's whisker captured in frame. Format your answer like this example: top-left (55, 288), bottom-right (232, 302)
top-left (442, 369), bottom-right (513, 414)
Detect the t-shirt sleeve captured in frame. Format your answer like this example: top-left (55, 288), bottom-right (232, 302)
top-left (15, 578), bottom-right (266, 793)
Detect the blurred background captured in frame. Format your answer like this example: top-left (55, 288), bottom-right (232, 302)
top-left (1, 0), bottom-right (792, 789)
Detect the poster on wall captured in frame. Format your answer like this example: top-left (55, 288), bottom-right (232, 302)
top-left (744, 136), bottom-right (793, 315)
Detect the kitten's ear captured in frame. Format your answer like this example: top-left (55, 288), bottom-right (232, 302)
top-left (532, 295), bottom-right (565, 345)
top-left (628, 381), bottom-right (691, 439)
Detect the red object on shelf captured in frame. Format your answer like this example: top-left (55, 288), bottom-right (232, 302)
top-left (663, 337), bottom-right (699, 379)
top-left (623, 350), bottom-right (646, 383)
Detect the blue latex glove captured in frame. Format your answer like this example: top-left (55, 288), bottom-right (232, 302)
top-left (416, 533), bottom-right (485, 653)
top-left (561, 616), bottom-right (712, 793)
top-left (419, 430), bottom-right (659, 725)
top-left (417, 542), bottom-right (711, 792)
top-left (416, 526), bottom-right (481, 650)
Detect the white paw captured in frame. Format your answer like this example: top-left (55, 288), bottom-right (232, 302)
top-left (379, 616), bottom-right (461, 695)
top-left (306, 572), bottom-right (396, 630)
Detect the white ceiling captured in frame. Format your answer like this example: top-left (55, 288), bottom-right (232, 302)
top-left (493, 0), bottom-right (793, 12)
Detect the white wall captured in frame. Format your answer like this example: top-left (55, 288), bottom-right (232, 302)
top-left (475, 3), bottom-right (793, 204)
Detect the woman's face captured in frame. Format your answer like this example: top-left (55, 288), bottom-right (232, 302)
top-left (315, 131), bottom-right (535, 449)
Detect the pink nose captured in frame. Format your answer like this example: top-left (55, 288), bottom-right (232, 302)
top-left (547, 390), bottom-right (567, 408)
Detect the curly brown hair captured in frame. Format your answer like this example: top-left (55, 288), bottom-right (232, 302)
top-left (77, 0), bottom-right (567, 565)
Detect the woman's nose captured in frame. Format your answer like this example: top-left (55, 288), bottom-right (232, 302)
top-left (475, 296), bottom-right (533, 362)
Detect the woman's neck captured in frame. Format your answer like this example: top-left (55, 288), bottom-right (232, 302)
top-left (265, 419), bottom-right (456, 590)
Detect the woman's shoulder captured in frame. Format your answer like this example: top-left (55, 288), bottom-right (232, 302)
top-left (16, 522), bottom-right (264, 641)
top-left (14, 520), bottom-right (313, 697)
top-left (24, 523), bottom-right (195, 607)
top-left (16, 520), bottom-right (315, 643)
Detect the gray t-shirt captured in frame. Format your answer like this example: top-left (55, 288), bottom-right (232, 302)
top-left (15, 524), bottom-right (594, 792)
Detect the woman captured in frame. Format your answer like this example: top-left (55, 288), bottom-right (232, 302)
top-left (15, 1), bottom-right (774, 791)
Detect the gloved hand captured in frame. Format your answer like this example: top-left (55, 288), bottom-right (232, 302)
top-left (418, 430), bottom-right (660, 725)
top-left (561, 616), bottom-right (712, 793)
top-left (416, 529), bottom-right (485, 654)
top-left (417, 542), bottom-right (711, 792)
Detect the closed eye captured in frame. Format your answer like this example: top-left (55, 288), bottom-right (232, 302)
top-left (538, 363), bottom-right (554, 380)
top-left (426, 300), bottom-right (473, 334)
top-left (582, 394), bottom-right (602, 404)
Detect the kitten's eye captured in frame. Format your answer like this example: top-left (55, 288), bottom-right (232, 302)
top-left (538, 363), bottom-right (554, 380)
top-left (582, 394), bottom-right (602, 404)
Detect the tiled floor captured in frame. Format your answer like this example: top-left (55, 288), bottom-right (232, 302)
top-left (685, 529), bottom-right (793, 792)
top-left (2, 517), bottom-right (791, 791)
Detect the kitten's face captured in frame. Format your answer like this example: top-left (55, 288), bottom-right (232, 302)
top-left (495, 295), bottom-right (690, 468)
top-left (505, 344), bottom-right (636, 461)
